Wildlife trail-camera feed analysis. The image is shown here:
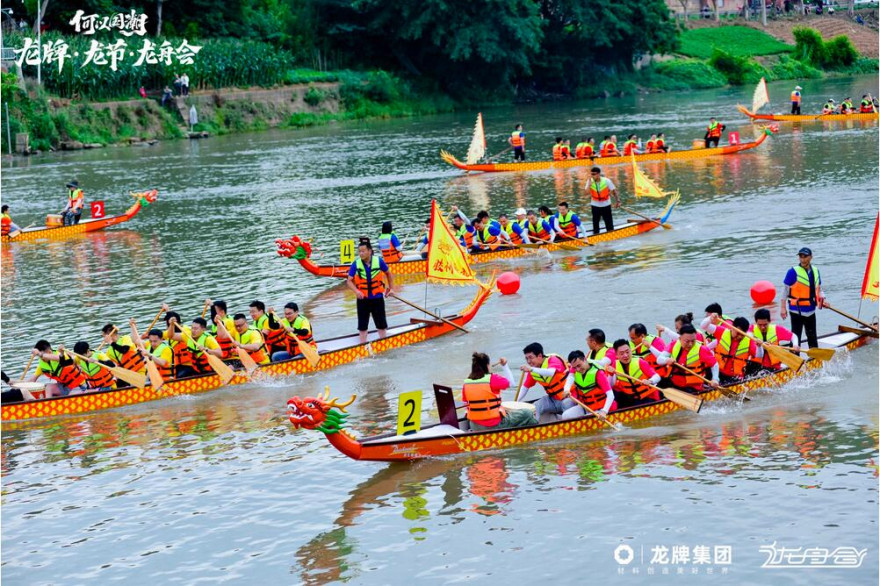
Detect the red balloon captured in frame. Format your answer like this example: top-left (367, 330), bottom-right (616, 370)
top-left (750, 280), bottom-right (776, 305)
top-left (496, 271), bottom-right (521, 295)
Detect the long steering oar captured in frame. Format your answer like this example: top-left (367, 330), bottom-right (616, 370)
top-left (70, 350), bottom-right (147, 389)
top-left (129, 319), bottom-right (165, 392)
top-left (389, 294), bottom-right (468, 333)
top-left (486, 146), bottom-right (512, 162)
top-left (612, 368), bottom-right (702, 413)
top-left (717, 318), bottom-right (804, 372)
top-left (671, 362), bottom-right (748, 401)
top-left (568, 394), bottom-right (622, 431)
top-left (174, 322), bottom-right (235, 384)
top-left (619, 205), bottom-right (671, 229)
top-left (823, 302), bottom-right (879, 333)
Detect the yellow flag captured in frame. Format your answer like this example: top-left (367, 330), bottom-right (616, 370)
top-left (862, 214), bottom-right (879, 301)
top-left (631, 153), bottom-right (670, 199)
top-left (426, 199), bottom-right (476, 285)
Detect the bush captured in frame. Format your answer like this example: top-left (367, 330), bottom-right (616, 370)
top-left (824, 36), bottom-right (858, 68)
top-left (678, 26), bottom-right (793, 59)
top-left (284, 69), bottom-right (339, 84)
top-left (841, 58), bottom-right (880, 75)
top-left (650, 59), bottom-right (728, 89)
top-left (708, 49), bottom-right (769, 85)
top-left (793, 27), bottom-right (858, 70)
top-left (769, 54), bottom-right (823, 81)
top-left (303, 85), bottom-right (327, 106)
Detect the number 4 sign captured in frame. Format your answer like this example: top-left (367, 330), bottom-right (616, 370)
top-left (340, 239), bottom-right (355, 264)
top-left (396, 390), bottom-right (423, 436)
top-left (90, 201), bottom-right (105, 218)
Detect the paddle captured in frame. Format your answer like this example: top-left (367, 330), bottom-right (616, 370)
top-left (513, 370), bottom-right (527, 402)
top-left (272, 311), bottom-right (321, 368)
top-left (215, 318), bottom-right (259, 376)
top-left (95, 325), bottom-right (117, 353)
top-left (129, 318), bottom-right (165, 392)
top-left (670, 362), bottom-right (748, 401)
top-left (174, 322), bottom-right (235, 384)
top-left (606, 365), bottom-right (703, 413)
top-left (70, 350), bottom-right (146, 389)
top-left (200, 299), bottom-right (210, 319)
top-left (803, 346), bottom-right (836, 361)
top-left (145, 306), bottom-right (165, 332)
top-left (21, 354), bottom-right (36, 380)
top-left (619, 205), bottom-right (671, 229)
top-left (568, 394), bottom-right (622, 431)
top-left (389, 293), bottom-right (469, 334)
top-left (8, 223), bottom-right (35, 238)
top-left (714, 317), bottom-right (805, 372)
top-left (823, 302), bottom-right (879, 333)
top-left (531, 234), bottom-right (586, 251)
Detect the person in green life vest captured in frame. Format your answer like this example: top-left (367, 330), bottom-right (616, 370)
top-left (704, 118), bottom-right (725, 148)
top-left (822, 98), bottom-right (835, 114)
top-left (62, 180), bottom-right (85, 226)
top-left (838, 97), bottom-right (854, 114)
top-left (860, 94), bottom-right (876, 113)
top-left (346, 240), bottom-right (395, 344)
top-left (72, 341), bottom-right (116, 391)
top-left (268, 301), bottom-right (316, 362)
top-left (27, 340), bottom-right (88, 397)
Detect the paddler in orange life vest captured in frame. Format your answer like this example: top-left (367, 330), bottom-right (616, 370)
top-left (860, 94), bottom-right (876, 113)
top-left (600, 135), bottom-right (620, 157)
top-left (508, 123), bottom-right (526, 162)
top-left (656, 324), bottom-right (720, 392)
top-left (518, 342), bottom-right (572, 421)
top-left (101, 324), bottom-right (147, 374)
top-left (526, 209), bottom-right (555, 244)
top-left (575, 137), bottom-right (595, 159)
top-left (702, 302), bottom-right (733, 347)
top-left (628, 322), bottom-right (668, 375)
top-left (586, 166), bottom-right (621, 236)
top-left (562, 350), bottom-right (615, 421)
top-left (791, 85), bottom-right (802, 115)
top-left (552, 137), bottom-right (573, 161)
top-left (206, 299), bottom-right (238, 360)
top-left (139, 326), bottom-right (175, 383)
top-left (551, 201), bottom-right (584, 241)
top-left (609, 339), bottom-right (662, 408)
top-left (704, 118), bottom-right (725, 148)
top-left (586, 328), bottom-right (616, 368)
top-left (62, 180), bottom-right (85, 226)
top-left (473, 212), bottom-right (511, 250)
top-left (645, 134), bottom-right (658, 153)
top-left (1, 204), bottom-right (21, 236)
top-left (655, 132), bottom-right (669, 153)
top-left (623, 134), bottom-right (640, 156)
top-left (230, 313), bottom-right (271, 365)
top-left (185, 317), bottom-right (223, 374)
top-left (72, 340), bottom-right (116, 391)
top-left (160, 308), bottom-right (195, 378)
top-left (27, 340), bottom-right (88, 397)
top-left (450, 206), bottom-right (480, 251)
top-left (268, 301), bottom-right (316, 362)
top-left (462, 353), bottom-right (537, 431)
top-left (497, 212), bottom-right (530, 245)
top-left (377, 221), bottom-right (403, 263)
top-left (251, 299), bottom-right (287, 357)
top-left (748, 308), bottom-right (800, 372)
top-left (700, 315), bottom-right (764, 384)
top-left (346, 239), bottom-right (394, 344)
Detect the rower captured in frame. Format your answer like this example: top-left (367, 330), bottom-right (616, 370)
top-left (703, 302), bottom-right (733, 346)
top-left (839, 97), bottom-right (854, 114)
top-left (585, 166), bottom-right (620, 235)
top-left (498, 213), bottom-right (529, 245)
top-left (562, 350), bottom-right (615, 421)
top-left (251, 300), bottom-right (287, 357)
top-left (704, 118), bottom-right (725, 148)
top-left (609, 339), bottom-right (662, 408)
top-left (553, 202), bottom-right (584, 240)
top-left (561, 139), bottom-right (573, 159)
top-left (163, 309), bottom-right (195, 378)
top-left (623, 134), bottom-right (640, 156)
top-left (552, 137), bottom-right (570, 161)
top-left (450, 206), bottom-right (478, 251)
top-left (231, 313), bottom-right (271, 366)
top-left (656, 324), bottom-right (719, 392)
top-left (346, 239), bottom-right (394, 344)
top-left (186, 317), bottom-right (223, 374)
top-left (140, 328), bottom-right (174, 383)
top-left (1, 205), bottom-right (21, 236)
top-left (600, 135), bottom-right (620, 157)
top-left (526, 210), bottom-right (555, 243)
top-left (628, 322), bottom-right (668, 375)
top-left (598, 135), bottom-right (610, 154)
top-left (655, 132), bottom-right (669, 153)
top-left (462, 353), bottom-right (537, 431)
top-left (102, 324), bottom-right (147, 374)
top-left (27, 340), bottom-right (88, 397)
top-left (701, 315), bottom-right (764, 384)
top-left (472, 215), bottom-right (508, 251)
top-left (208, 299), bottom-right (238, 360)
top-left (860, 94), bottom-right (875, 113)
top-left (645, 134), bottom-right (658, 153)
top-left (513, 207), bottom-right (529, 234)
top-left (377, 221), bottom-right (403, 263)
top-left (656, 312), bottom-right (706, 346)
top-left (749, 308), bottom-right (799, 372)
top-left (62, 180), bottom-right (85, 226)
top-left (509, 123), bottom-right (526, 162)
top-left (270, 302), bottom-right (316, 362)
top-left (822, 98), bottom-right (835, 114)
top-left (575, 138), bottom-right (591, 159)
top-left (72, 341), bottom-right (116, 391)
top-left (518, 342), bottom-right (571, 421)
top-left (586, 328), bottom-right (615, 367)
top-left (413, 218), bottom-right (432, 259)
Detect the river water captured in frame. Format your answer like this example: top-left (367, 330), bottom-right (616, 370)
top-left (1, 76), bottom-right (878, 584)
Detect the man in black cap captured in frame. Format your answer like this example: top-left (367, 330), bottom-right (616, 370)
top-left (781, 247), bottom-right (825, 348)
top-left (62, 180), bottom-right (84, 225)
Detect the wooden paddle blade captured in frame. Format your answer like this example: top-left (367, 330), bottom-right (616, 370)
top-left (145, 359), bottom-right (165, 392)
top-left (110, 365), bottom-right (147, 389)
top-left (236, 347), bottom-right (259, 376)
top-left (764, 343), bottom-right (804, 371)
top-left (296, 338), bottom-right (321, 368)
top-left (805, 347), bottom-right (836, 361)
top-left (206, 353), bottom-right (235, 384)
top-left (660, 387), bottom-right (703, 413)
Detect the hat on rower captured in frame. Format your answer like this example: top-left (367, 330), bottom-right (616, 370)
top-left (514, 207), bottom-right (527, 216)
top-left (828, 98), bottom-right (835, 102)
top-left (795, 85), bottom-right (802, 90)
top-left (797, 247), bottom-right (812, 256)
top-left (66, 180), bottom-right (79, 188)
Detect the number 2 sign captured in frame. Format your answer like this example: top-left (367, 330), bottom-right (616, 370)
top-left (90, 201), bottom-right (105, 219)
top-left (396, 390), bottom-right (423, 436)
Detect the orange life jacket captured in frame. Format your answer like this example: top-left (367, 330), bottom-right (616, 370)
top-left (600, 141), bottom-right (619, 157)
top-left (631, 336), bottom-right (669, 377)
top-left (655, 138), bottom-right (666, 151)
top-left (613, 359), bottom-right (654, 399)
top-left (107, 337), bottom-right (147, 373)
top-left (528, 220), bottom-right (550, 241)
top-left (714, 329), bottom-right (751, 377)
top-left (284, 315), bottom-right (315, 355)
top-left (503, 222), bottom-right (524, 244)
top-left (149, 343), bottom-right (174, 380)
top-left (510, 131), bottom-right (524, 148)
top-left (571, 367), bottom-right (609, 411)
top-left (787, 265), bottom-right (820, 311)
top-left (751, 324), bottom-right (781, 369)
top-left (556, 211), bottom-right (578, 239)
top-left (707, 122), bottom-right (723, 138)
top-left (464, 375), bottom-right (503, 423)
top-left (79, 359), bottom-right (115, 389)
top-left (669, 341), bottom-right (709, 390)
top-left (645, 139), bottom-right (656, 153)
top-left (1, 216), bottom-right (10, 236)
top-left (187, 332), bottom-right (217, 374)
top-left (530, 355), bottom-right (567, 400)
top-left (552, 143), bottom-right (564, 161)
top-left (263, 316), bottom-right (288, 355)
top-left (40, 355), bottom-right (87, 389)
top-left (579, 144), bottom-right (594, 158)
top-left (378, 232), bottom-right (402, 263)
top-left (168, 336), bottom-right (191, 374)
top-left (353, 256), bottom-right (386, 297)
top-left (560, 145), bottom-right (571, 159)
top-left (623, 140), bottom-right (638, 156)
top-left (239, 329), bottom-right (269, 365)
top-left (588, 178), bottom-right (611, 202)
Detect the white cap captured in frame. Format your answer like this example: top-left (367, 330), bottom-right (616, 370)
top-left (795, 85), bottom-right (802, 90)
top-left (514, 207), bottom-right (527, 216)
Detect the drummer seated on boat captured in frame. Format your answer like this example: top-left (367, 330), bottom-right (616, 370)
top-left (1, 205), bottom-right (21, 236)
top-left (463, 353), bottom-right (538, 431)
top-left (1, 370), bottom-right (38, 403)
top-left (497, 213), bottom-right (530, 245)
top-left (553, 202), bottom-right (584, 240)
top-left (231, 313), bottom-right (271, 366)
top-left (377, 221), bottom-right (403, 263)
top-left (562, 350), bottom-right (616, 421)
top-left (73, 341), bottom-right (116, 391)
top-left (700, 315), bottom-right (764, 384)
top-left (748, 308), bottom-right (799, 373)
top-left (526, 210), bottom-right (555, 243)
top-left (656, 324), bottom-right (720, 392)
top-left (518, 342), bottom-right (573, 421)
top-left (269, 302), bottom-right (316, 362)
top-left (102, 324), bottom-right (147, 375)
top-left (140, 329), bottom-right (175, 384)
top-left (28, 341), bottom-right (89, 397)
top-left (609, 339), bottom-right (662, 408)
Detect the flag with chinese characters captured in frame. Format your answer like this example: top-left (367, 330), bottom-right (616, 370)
top-left (426, 200), bottom-right (476, 285)
top-left (861, 214), bottom-right (879, 301)
top-left (631, 153), bottom-right (672, 199)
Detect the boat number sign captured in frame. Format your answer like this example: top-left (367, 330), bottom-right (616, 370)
top-left (396, 390), bottom-right (422, 436)
top-left (91, 201), bottom-right (105, 219)
top-left (340, 240), bottom-right (355, 264)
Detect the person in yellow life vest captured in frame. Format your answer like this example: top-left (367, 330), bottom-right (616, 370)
top-left (161, 309), bottom-right (196, 378)
top-left (139, 329), bottom-right (175, 382)
top-left (623, 134), bottom-right (640, 156)
top-left (497, 213), bottom-right (530, 245)
top-left (860, 94), bottom-right (876, 113)
top-left (702, 316), bottom-right (764, 383)
top-left (72, 341), bottom-right (116, 391)
top-left (463, 353), bottom-right (537, 431)
top-left (587, 328), bottom-right (616, 367)
top-left (562, 350), bottom-right (615, 421)
top-left (628, 322), bottom-right (669, 377)
top-left (608, 339), bottom-right (662, 408)
top-left (230, 313), bottom-right (270, 365)
top-left (377, 221), bottom-right (404, 263)
top-left (702, 302), bottom-right (733, 347)
top-left (508, 123), bottom-right (525, 162)
top-left (1, 204), bottom-right (21, 236)
top-left (790, 85), bottom-right (802, 115)
top-left (575, 138), bottom-right (590, 159)
top-left (748, 308), bottom-right (800, 372)
top-left (656, 324), bottom-right (720, 392)
top-left (781, 246), bottom-right (826, 349)
top-left (704, 118), bottom-right (725, 148)
top-left (600, 135), bottom-right (620, 157)
top-left (185, 317), bottom-right (223, 374)
top-left (822, 98), bottom-right (835, 114)
top-left (27, 340), bottom-right (88, 397)
top-left (838, 97), bottom-right (854, 114)
top-left (62, 180), bottom-right (85, 226)
top-left (526, 209), bottom-right (555, 243)
top-left (249, 299), bottom-right (286, 356)
top-left (585, 166), bottom-right (621, 235)
top-left (206, 299), bottom-right (238, 360)
top-left (518, 342), bottom-right (572, 421)
top-left (101, 324), bottom-right (147, 374)
top-left (267, 302), bottom-right (316, 362)
top-left (645, 134), bottom-right (658, 153)
top-left (552, 201), bottom-right (584, 240)
top-left (346, 240), bottom-right (394, 344)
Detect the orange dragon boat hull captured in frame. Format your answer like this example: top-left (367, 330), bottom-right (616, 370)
top-left (2, 285), bottom-right (492, 422)
top-left (738, 105), bottom-right (879, 123)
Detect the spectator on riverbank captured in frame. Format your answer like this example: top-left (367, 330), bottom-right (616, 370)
top-left (173, 74), bottom-right (182, 96)
top-left (138, 86), bottom-right (147, 99)
top-left (161, 86), bottom-right (173, 108)
top-left (181, 73), bottom-right (190, 96)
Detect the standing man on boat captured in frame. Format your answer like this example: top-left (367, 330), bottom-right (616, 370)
top-left (62, 181), bottom-right (85, 226)
top-left (509, 124), bottom-right (525, 162)
top-left (791, 86), bottom-right (802, 115)
top-left (462, 353), bottom-right (537, 431)
top-left (704, 118), bottom-right (725, 148)
top-left (519, 342), bottom-right (571, 420)
top-left (781, 247), bottom-right (825, 349)
top-left (347, 240), bottom-right (394, 344)
top-left (585, 166), bottom-right (621, 236)
top-left (1, 205), bottom-right (21, 236)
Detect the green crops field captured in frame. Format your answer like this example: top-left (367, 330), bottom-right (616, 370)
top-left (678, 26), bottom-right (794, 59)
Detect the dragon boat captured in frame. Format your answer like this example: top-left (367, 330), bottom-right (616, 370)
top-left (287, 325), bottom-right (874, 462)
top-left (737, 105), bottom-right (879, 123)
top-left (278, 196), bottom-right (678, 279)
top-left (1, 190), bottom-right (158, 244)
top-left (1, 284), bottom-right (492, 422)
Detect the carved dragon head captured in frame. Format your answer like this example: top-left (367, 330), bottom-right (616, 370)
top-left (275, 235), bottom-right (313, 260)
top-left (287, 387), bottom-right (355, 434)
